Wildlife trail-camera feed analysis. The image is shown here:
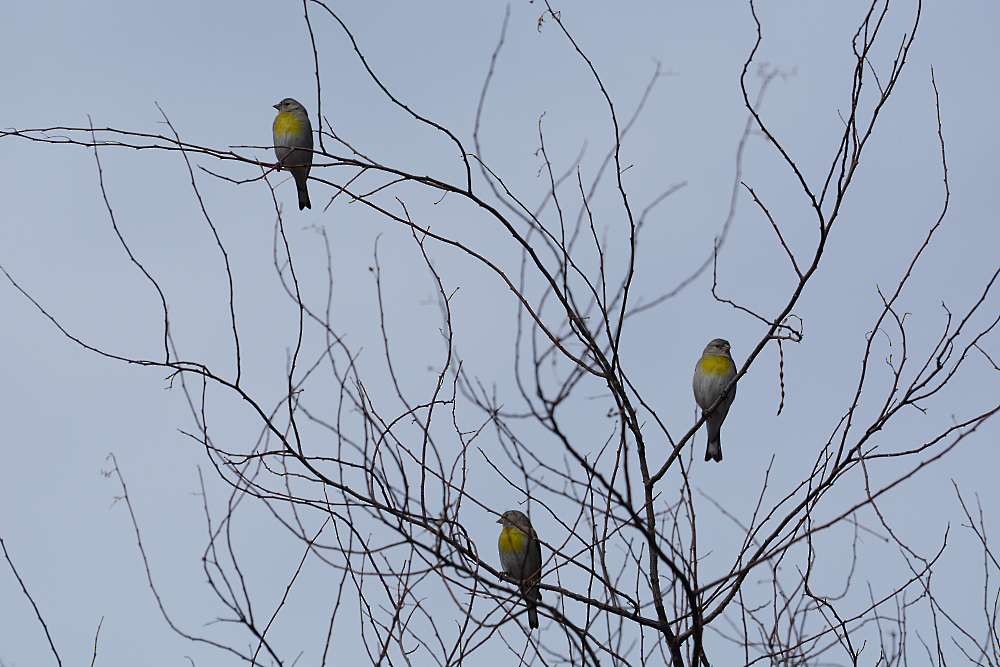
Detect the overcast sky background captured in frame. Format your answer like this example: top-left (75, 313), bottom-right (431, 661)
top-left (1, 1), bottom-right (998, 665)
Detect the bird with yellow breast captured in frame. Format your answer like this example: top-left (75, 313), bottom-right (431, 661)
top-left (497, 509), bottom-right (542, 629)
top-left (692, 338), bottom-right (738, 462)
top-left (272, 97), bottom-right (313, 210)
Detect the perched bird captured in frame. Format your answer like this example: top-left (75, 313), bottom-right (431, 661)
top-left (272, 97), bottom-right (314, 210)
top-left (497, 510), bottom-right (543, 629)
top-left (692, 338), bottom-right (738, 462)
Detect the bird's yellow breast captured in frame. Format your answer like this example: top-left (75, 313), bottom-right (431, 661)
top-left (499, 526), bottom-right (529, 555)
top-left (699, 354), bottom-right (735, 377)
top-left (273, 111), bottom-right (304, 137)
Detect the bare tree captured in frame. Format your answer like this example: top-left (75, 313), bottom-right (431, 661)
top-left (1, 1), bottom-right (997, 665)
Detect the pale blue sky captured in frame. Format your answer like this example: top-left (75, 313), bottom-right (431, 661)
top-left (1, 2), bottom-right (998, 665)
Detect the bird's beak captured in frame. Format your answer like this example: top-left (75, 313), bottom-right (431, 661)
top-left (496, 518), bottom-right (503, 524)
top-left (273, 103), bottom-right (281, 110)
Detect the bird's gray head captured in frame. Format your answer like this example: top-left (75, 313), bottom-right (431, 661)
top-left (703, 338), bottom-right (732, 356)
top-left (273, 98), bottom-right (306, 113)
top-left (497, 510), bottom-right (532, 532)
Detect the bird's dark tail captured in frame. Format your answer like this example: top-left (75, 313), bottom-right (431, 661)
top-left (297, 183), bottom-right (311, 210)
top-left (524, 584), bottom-right (541, 629)
top-left (704, 437), bottom-right (723, 462)
top-left (293, 169), bottom-right (311, 210)
top-left (705, 416), bottom-right (723, 462)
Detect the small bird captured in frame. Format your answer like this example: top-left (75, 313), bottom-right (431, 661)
top-left (497, 510), bottom-right (543, 629)
top-left (692, 338), bottom-right (738, 462)
top-left (272, 98), bottom-right (314, 210)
